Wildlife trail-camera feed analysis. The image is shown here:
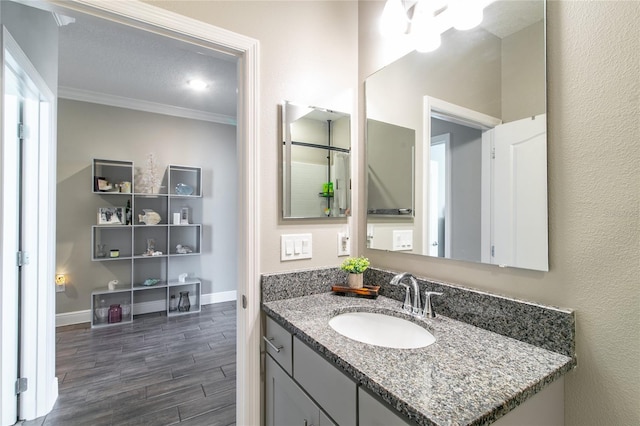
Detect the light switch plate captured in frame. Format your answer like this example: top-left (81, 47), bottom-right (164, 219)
top-left (337, 232), bottom-right (350, 256)
top-left (281, 234), bottom-right (312, 261)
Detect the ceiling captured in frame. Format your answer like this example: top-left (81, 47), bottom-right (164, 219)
top-left (56, 11), bottom-right (239, 124)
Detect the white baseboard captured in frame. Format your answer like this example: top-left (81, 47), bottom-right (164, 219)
top-left (201, 290), bottom-right (237, 305)
top-left (56, 309), bottom-right (92, 327)
top-left (55, 291), bottom-right (238, 327)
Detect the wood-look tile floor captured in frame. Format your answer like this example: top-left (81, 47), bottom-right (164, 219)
top-left (23, 302), bottom-right (236, 426)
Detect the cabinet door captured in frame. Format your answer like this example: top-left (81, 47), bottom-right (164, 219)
top-left (359, 387), bottom-right (413, 426)
top-left (266, 354), bottom-right (319, 426)
top-left (293, 337), bottom-right (356, 426)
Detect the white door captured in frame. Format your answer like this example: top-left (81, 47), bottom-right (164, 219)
top-left (492, 114), bottom-right (548, 270)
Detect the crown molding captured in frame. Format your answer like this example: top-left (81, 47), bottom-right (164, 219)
top-left (58, 86), bottom-right (237, 125)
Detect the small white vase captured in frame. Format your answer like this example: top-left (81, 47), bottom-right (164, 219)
top-left (347, 273), bottom-right (363, 289)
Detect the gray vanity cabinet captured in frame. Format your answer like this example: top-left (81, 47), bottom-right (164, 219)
top-left (265, 355), bottom-right (336, 426)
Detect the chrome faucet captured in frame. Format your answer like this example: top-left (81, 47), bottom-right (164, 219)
top-left (390, 272), bottom-right (421, 316)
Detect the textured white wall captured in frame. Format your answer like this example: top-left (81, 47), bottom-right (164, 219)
top-left (360, 1), bottom-right (640, 425)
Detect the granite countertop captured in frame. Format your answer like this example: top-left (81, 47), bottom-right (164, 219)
top-left (263, 292), bottom-right (575, 426)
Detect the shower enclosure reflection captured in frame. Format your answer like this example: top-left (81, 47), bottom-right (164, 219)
top-left (282, 101), bottom-right (351, 218)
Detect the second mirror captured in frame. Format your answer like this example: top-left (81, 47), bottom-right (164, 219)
top-left (282, 101), bottom-right (351, 219)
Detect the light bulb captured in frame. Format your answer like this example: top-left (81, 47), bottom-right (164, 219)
top-left (411, 1), bottom-right (442, 52)
top-left (380, 0), bottom-right (408, 36)
top-left (450, 0), bottom-right (483, 31)
top-left (187, 79), bottom-right (208, 90)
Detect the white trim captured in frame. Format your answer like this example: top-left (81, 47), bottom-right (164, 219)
top-left (55, 291), bottom-right (239, 327)
top-left (55, 310), bottom-right (92, 327)
top-left (427, 96), bottom-right (502, 130)
top-left (2, 26), bottom-right (59, 421)
top-left (58, 86), bottom-right (237, 125)
top-left (201, 290), bottom-right (237, 305)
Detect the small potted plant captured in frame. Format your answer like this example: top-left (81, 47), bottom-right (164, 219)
top-left (340, 256), bottom-right (370, 289)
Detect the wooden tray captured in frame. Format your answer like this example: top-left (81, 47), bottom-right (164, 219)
top-left (331, 284), bottom-right (380, 298)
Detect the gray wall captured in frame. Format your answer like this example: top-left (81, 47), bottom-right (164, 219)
top-left (56, 99), bottom-right (237, 314)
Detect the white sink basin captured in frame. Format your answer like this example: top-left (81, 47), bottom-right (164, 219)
top-left (328, 311), bottom-right (435, 349)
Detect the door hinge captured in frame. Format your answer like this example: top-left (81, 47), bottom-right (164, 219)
top-left (242, 295), bottom-right (247, 309)
top-left (17, 251), bottom-right (29, 267)
top-left (15, 377), bottom-right (28, 395)
top-left (491, 147), bottom-right (496, 159)
top-left (18, 123), bottom-right (24, 139)
top-left (491, 245), bottom-right (495, 257)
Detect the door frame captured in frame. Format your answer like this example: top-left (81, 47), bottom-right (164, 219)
top-left (24, 1), bottom-right (261, 424)
top-left (1, 25), bottom-right (58, 423)
top-left (423, 96), bottom-right (501, 262)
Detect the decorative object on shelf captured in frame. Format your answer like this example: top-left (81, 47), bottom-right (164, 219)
top-left (137, 153), bottom-right (163, 194)
top-left (125, 200), bottom-right (132, 225)
top-left (98, 207), bottom-right (125, 225)
top-left (173, 212), bottom-right (181, 225)
top-left (145, 238), bottom-right (156, 256)
top-left (176, 244), bottom-right (193, 254)
top-left (110, 249), bottom-right (120, 258)
top-left (108, 279), bottom-right (119, 291)
top-left (119, 181), bottom-right (132, 193)
top-left (178, 291), bottom-right (191, 312)
top-left (138, 209), bottom-right (161, 225)
top-left (142, 278), bottom-right (160, 286)
top-left (95, 177), bottom-right (112, 192)
top-left (96, 244), bottom-right (107, 258)
top-left (340, 256), bottom-right (370, 289)
top-left (169, 295), bottom-right (178, 311)
top-left (108, 304), bottom-right (122, 323)
top-left (175, 183), bottom-right (194, 196)
top-left (178, 273), bottom-right (188, 283)
top-left (121, 301), bottom-right (131, 317)
top-left (95, 299), bottom-right (108, 323)
top-left (180, 206), bottom-right (190, 224)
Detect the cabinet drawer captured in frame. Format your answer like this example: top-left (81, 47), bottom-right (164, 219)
top-left (294, 337), bottom-right (356, 426)
top-left (264, 316), bottom-right (293, 374)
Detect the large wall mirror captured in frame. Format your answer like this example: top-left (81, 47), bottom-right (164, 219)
top-left (282, 101), bottom-right (351, 219)
top-left (366, 0), bottom-right (548, 271)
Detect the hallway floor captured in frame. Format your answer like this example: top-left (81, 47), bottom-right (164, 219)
top-left (24, 301), bottom-right (236, 426)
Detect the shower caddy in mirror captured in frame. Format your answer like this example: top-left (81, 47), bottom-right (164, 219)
top-left (365, 0), bottom-right (548, 271)
top-left (281, 101), bottom-right (351, 219)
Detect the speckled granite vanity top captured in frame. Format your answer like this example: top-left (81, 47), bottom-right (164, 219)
top-left (263, 290), bottom-right (576, 426)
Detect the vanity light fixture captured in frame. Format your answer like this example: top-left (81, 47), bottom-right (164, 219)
top-left (380, 0), bottom-right (409, 36)
top-left (381, 0), bottom-right (494, 52)
top-left (187, 79), bottom-right (208, 91)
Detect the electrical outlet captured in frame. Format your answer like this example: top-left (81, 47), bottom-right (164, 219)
top-left (55, 274), bottom-right (66, 292)
top-left (337, 232), bottom-right (350, 256)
